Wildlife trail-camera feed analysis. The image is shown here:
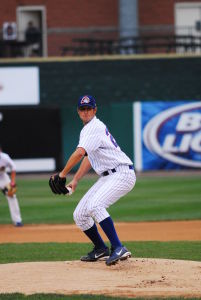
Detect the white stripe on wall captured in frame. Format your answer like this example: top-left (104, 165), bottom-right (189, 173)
top-left (13, 158), bottom-right (56, 172)
top-left (133, 102), bottom-right (142, 171)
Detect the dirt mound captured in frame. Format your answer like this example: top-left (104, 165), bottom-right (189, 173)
top-left (0, 258), bottom-right (201, 298)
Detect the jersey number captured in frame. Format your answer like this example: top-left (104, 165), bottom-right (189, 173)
top-left (105, 127), bottom-right (118, 148)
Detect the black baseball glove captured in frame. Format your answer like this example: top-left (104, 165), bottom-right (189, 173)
top-left (49, 174), bottom-right (69, 195)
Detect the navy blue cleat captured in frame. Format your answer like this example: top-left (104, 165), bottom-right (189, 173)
top-left (15, 222), bottom-right (23, 227)
top-left (106, 246), bottom-right (131, 266)
top-left (81, 246), bottom-right (109, 262)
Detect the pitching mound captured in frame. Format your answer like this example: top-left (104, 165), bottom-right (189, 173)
top-left (0, 258), bottom-right (201, 298)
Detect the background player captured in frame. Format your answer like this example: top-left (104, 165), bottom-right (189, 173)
top-left (49, 95), bottom-right (136, 266)
top-left (0, 145), bottom-right (23, 226)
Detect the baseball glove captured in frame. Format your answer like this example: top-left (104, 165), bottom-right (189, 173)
top-left (6, 183), bottom-right (17, 197)
top-left (49, 174), bottom-right (69, 195)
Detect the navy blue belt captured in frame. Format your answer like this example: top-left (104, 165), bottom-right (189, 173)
top-left (102, 165), bottom-right (134, 176)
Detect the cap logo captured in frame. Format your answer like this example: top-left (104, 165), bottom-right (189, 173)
top-left (81, 96), bottom-right (90, 104)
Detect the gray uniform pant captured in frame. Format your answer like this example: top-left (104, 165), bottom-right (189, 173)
top-left (0, 173), bottom-right (22, 225)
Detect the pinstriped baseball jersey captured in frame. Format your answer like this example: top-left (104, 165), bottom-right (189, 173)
top-left (77, 116), bottom-right (133, 175)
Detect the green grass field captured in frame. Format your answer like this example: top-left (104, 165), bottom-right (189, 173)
top-left (0, 174), bottom-right (201, 224)
top-left (0, 174), bottom-right (201, 300)
top-left (0, 241), bottom-right (201, 264)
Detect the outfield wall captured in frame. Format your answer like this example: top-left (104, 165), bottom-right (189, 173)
top-left (1, 54), bottom-right (201, 105)
top-left (0, 54), bottom-right (201, 171)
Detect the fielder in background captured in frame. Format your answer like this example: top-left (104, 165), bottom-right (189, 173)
top-left (0, 145), bottom-right (23, 227)
top-left (49, 95), bottom-right (136, 266)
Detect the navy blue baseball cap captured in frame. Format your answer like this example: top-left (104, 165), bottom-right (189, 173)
top-left (77, 95), bottom-right (96, 109)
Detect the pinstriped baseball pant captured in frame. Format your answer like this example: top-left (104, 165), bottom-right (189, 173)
top-left (73, 166), bottom-right (136, 231)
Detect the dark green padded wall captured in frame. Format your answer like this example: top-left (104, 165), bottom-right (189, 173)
top-left (1, 55), bottom-right (201, 105)
top-left (61, 107), bottom-right (82, 164)
top-left (32, 56), bottom-right (201, 102)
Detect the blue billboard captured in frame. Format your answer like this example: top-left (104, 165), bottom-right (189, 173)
top-left (133, 101), bottom-right (201, 170)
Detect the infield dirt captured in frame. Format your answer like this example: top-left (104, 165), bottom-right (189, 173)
top-left (0, 220), bottom-right (201, 243)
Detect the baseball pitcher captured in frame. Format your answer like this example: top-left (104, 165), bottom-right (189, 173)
top-left (49, 95), bottom-right (136, 266)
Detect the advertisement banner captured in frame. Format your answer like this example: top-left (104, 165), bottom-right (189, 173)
top-left (134, 101), bottom-right (201, 170)
top-left (0, 67), bottom-right (39, 105)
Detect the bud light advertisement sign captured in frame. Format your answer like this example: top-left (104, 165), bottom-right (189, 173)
top-left (134, 101), bottom-right (201, 170)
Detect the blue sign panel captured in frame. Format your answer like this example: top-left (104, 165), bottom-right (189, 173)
top-left (134, 101), bottom-right (201, 170)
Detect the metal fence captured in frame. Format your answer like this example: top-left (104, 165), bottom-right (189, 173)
top-left (0, 25), bottom-right (201, 58)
